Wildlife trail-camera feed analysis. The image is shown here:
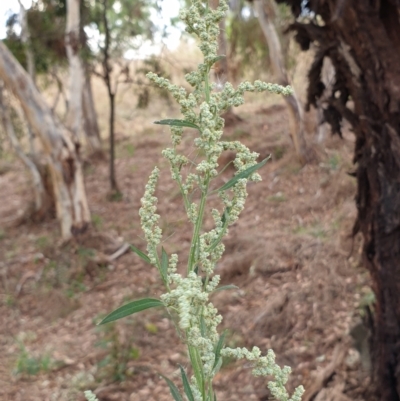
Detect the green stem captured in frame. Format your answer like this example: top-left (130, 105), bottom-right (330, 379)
top-left (187, 175), bottom-right (210, 274)
top-left (174, 168), bottom-right (190, 212)
top-left (188, 343), bottom-right (205, 399)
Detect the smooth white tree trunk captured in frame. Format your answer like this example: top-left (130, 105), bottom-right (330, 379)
top-left (255, 0), bottom-right (309, 162)
top-left (65, 0), bottom-right (84, 140)
top-left (0, 41), bottom-right (90, 239)
top-left (82, 69), bottom-right (102, 152)
top-left (18, 0), bottom-right (36, 155)
top-left (0, 83), bottom-right (45, 213)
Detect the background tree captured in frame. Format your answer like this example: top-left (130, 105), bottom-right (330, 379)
top-left (0, 82), bottom-right (47, 217)
top-left (5, 0), bottom-right (102, 153)
top-left (0, 41), bottom-right (90, 239)
top-left (252, 0), bottom-right (309, 162)
top-left (65, 0), bottom-right (85, 142)
top-left (91, 0), bottom-right (156, 193)
top-left (278, 1), bottom-right (400, 399)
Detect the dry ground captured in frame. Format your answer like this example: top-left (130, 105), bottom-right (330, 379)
top-left (0, 68), bottom-right (373, 401)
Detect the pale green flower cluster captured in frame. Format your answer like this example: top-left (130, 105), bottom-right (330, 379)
top-left (139, 167), bottom-right (162, 266)
top-left (84, 390), bottom-right (99, 401)
top-left (221, 347), bottom-right (304, 401)
top-left (161, 271), bottom-right (222, 379)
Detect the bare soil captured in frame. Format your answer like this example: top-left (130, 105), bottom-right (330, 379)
top-left (0, 97), bottom-right (372, 401)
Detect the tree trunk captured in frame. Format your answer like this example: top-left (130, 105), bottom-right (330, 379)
top-left (17, 0), bottom-right (36, 155)
top-left (101, 0), bottom-right (119, 192)
top-left (254, 0), bottom-right (309, 163)
top-left (109, 92), bottom-right (117, 191)
top-left (0, 41), bottom-right (90, 240)
top-left (279, 1), bottom-right (400, 399)
top-left (0, 83), bottom-right (48, 216)
top-left (82, 68), bottom-right (102, 153)
top-left (65, 0), bottom-right (84, 141)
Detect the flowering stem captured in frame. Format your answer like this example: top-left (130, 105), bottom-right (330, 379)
top-left (187, 174), bottom-right (211, 274)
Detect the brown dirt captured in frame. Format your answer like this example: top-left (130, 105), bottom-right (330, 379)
top-left (0, 96), bottom-right (372, 401)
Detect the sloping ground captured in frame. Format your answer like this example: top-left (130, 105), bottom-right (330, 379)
top-left (0, 100), bottom-right (372, 401)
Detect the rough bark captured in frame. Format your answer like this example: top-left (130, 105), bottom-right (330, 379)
top-left (0, 41), bottom-right (90, 239)
top-left (254, 0), bottom-right (310, 163)
top-left (277, 0), bottom-right (400, 399)
top-left (65, 0), bottom-right (84, 140)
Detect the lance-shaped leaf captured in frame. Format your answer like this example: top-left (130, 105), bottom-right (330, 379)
top-left (161, 374), bottom-right (184, 401)
top-left (220, 207), bottom-right (230, 226)
top-left (161, 247), bottom-right (169, 284)
top-left (214, 284), bottom-right (239, 293)
top-left (154, 119), bottom-right (200, 130)
top-left (213, 331), bottom-right (226, 370)
top-left (179, 365), bottom-right (195, 401)
top-left (98, 298), bottom-right (164, 325)
top-left (216, 156), bottom-right (271, 193)
top-left (130, 244), bottom-right (151, 264)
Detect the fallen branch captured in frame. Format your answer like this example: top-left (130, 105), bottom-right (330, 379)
top-left (303, 343), bottom-right (348, 401)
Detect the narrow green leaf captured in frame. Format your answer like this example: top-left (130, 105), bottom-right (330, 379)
top-left (161, 247), bottom-right (169, 284)
top-left (188, 345), bottom-right (204, 395)
top-left (179, 365), bottom-right (195, 401)
top-left (200, 315), bottom-right (207, 337)
top-left (214, 393), bottom-right (217, 401)
top-left (216, 156), bottom-right (271, 192)
top-left (161, 374), bottom-right (184, 401)
top-left (213, 331), bottom-right (226, 370)
top-left (130, 244), bottom-right (151, 264)
top-left (154, 119), bottom-right (200, 130)
top-left (99, 298), bottom-right (163, 325)
top-left (220, 207), bottom-right (230, 226)
top-left (215, 284), bottom-right (239, 293)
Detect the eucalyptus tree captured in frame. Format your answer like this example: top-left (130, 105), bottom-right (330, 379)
top-left (252, 0), bottom-right (309, 162)
top-left (90, 0), bottom-right (157, 193)
top-left (4, 0), bottom-right (102, 152)
top-left (278, 0), bottom-right (400, 399)
top-left (0, 41), bottom-right (90, 239)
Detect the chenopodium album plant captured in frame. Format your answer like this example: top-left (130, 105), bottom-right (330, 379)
top-left (87, 1), bottom-right (304, 401)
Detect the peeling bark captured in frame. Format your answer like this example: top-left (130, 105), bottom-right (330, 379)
top-left (0, 41), bottom-right (90, 239)
top-left (278, 1), bottom-right (400, 399)
top-left (254, 0), bottom-right (310, 163)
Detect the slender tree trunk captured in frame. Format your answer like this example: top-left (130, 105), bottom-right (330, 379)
top-left (0, 83), bottom-right (47, 215)
top-left (279, 1), bottom-right (400, 399)
top-left (109, 92), bottom-right (117, 190)
top-left (18, 0), bottom-right (36, 155)
top-left (255, 0), bottom-right (309, 163)
top-left (65, 0), bottom-right (84, 140)
top-left (101, 0), bottom-right (119, 192)
top-left (82, 68), bottom-right (102, 153)
top-left (0, 41), bottom-right (90, 239)
top-left (50, 66), bottom-right (69, 115)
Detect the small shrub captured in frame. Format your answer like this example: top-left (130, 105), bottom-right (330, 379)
top-left (87, 1), bottom-right (304, 401)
